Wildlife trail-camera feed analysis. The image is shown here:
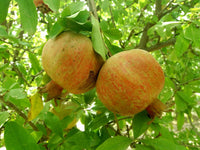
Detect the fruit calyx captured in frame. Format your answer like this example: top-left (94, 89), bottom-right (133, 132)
top-left (33, 0), bottom-right (52, 13)
top-left (39, 80), bottom-right (63, 101)
top-left (146, 98), bottom-right (167, 119)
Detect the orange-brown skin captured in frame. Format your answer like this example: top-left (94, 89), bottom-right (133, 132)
top-left (96, 49), bottom-right (165, 116)
top-left (33, 0), bottom-right (44, 7)
top-left (39, 80), bottom-right (63, 101)
top-left (42, 31), bottom-right (104, 94)
top-left (33, 0), bottom-right (51, 13)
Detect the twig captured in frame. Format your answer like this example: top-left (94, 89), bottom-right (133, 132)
top-left (109, 5), bottom-right (116, 28)
top-left (180, 77), bottom-right (200, 86)
top-left (187, 114), bottom-right (200, 137)
top-left (146, 38), bottom-right (176, 52)
top-left (162, 0), bottom-right (174, 13)
top-left (114, 113), bottom-right (121, 135)
top-left (30, 69), bottom-right (44, 83)
top-left (87, 0), bottom-right (98, 19)
top-left (0, 95), bottom-right (38, 131)
top-left (158, 5), bottom-right (179, 19)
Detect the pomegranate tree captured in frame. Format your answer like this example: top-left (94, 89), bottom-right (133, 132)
top-left (42, 31), bottom-right (104, 94)
top-left (96, 49), bottom-right (166, 118)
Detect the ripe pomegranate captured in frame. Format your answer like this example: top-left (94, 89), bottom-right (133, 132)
top-left (33, 0), bottom-right (51, 13)
top-left (96, 49), bottom-right (166, 118)
top-left (42, 31), bottom-right (104, 94)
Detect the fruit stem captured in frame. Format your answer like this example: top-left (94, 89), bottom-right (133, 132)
top-left (114, 113), bottom-right (121, 135)
top-left (146, 98), bottom-right (167, 120)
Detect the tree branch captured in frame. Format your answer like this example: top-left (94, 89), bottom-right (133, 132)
top-left (155, 0), bottom-right (162, 16)
top-left (187, 113), bottom-right (200, 137)
top-left (109, 5), bottom-right (116, 28)
top-left (158, 5), bottom-right (179, 20)
top-left (137, 1), bottom-right (179, 50)
top-left (180, 77), bottom-right (200, 86)
top-left (87, 0), bottom-right (98, 19)
top-left (138, 22), bottom-right (154, 49)
top-left (0, 95), bottom-right (38, 131)
top-left (146, 38), bottom-right (176, 52)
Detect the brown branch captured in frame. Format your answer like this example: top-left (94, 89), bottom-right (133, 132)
top-left (109, 5), bottom-right (116, 28)
top-left (0, 95), bottom-right (38, 131)
top-left (146, 38), bottom-right (176, 52)
top-left (138, 22), bottom-right (154, 49)
top-left (155, 0), bottom-right (162, 16)
top-left (158, 5), bottom-right (179, 20)
top-left (138, 1), bottom-right (179, 50)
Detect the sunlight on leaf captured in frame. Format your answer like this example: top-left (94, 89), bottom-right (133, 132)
top-left (91, 15), bottom-right (107, 60)
top-left (28, 93), bottom-right (43, 121)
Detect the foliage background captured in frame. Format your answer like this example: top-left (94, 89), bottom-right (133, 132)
top-left (0, 0), bottom-right (200, 149)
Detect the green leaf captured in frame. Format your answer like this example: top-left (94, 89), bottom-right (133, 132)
top-left (176, 91), bottom-right (196, 105)
top-left (65, 132), bottom-right (91, 149)
top-left (104, 37), bottom-right (122, 55)
top-left (2, 77), bottom-right (20, 91)
top-left (4, 88), bottom-right (30, 108)
top-left (175, 94), bottom-right (188, 112)
top-left (4, 121), bottom-right (40, 150)
top-left (84, 88), bottom-right (96, 104)
top-left (132, 110), bottom-right (151, 139)
top-left (28, 93), bottom-right (43, 121)
top-left (44, 0), bottom-right (60, 12)
top-left (48, 22), bottom-right (65, 39)
top-left (91, 15), bottom-right (107, 60)
top-left (103, 29), bottom-right (122, 40)
top-left (0, 25), bottom-right (8, 37)
top-left (0, 0), bottom-right (11, 23)
top-left (142, 137), bottom-right (187, 150)
top-left (15, 0), bottom-right (38, 35)
top-left (177, 111), bottom-right (185, 130)
top-left (0, 63), bottom-right (9, 72)
top-left (28, 52), bottom-right (42, 74)
top-left (59, 18), bottom-right (92, 32)
top-left (174, 35), bottom-right (190, 57)
top-left (66, 2), bottom-right (85, 15)
top-left (44, 112), bottom-right (63, 138)
top-left (135, 145), bottom-right (153, 150)
top-left (184, 24), bottom-right (200, 43)
top-left (5, 88), bottom-right (27, 100)
top-left (71, 10), bottom-right (90, 23)
top-left (96, 136), bottom-right (132, 150)
top-left (31, 131), bottom-right (43, 143)
top-left (0, 112), bottom-right (10, 127)
top-left (88, 113), bottom-right (114, 130)
top-left (159, 126), bottom-right (174, 141)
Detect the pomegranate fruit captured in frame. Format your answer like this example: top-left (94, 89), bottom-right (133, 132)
top-left (42, 31), bottom-right (104, 94)
top-left (96, 49), bottom-right (166, 117)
